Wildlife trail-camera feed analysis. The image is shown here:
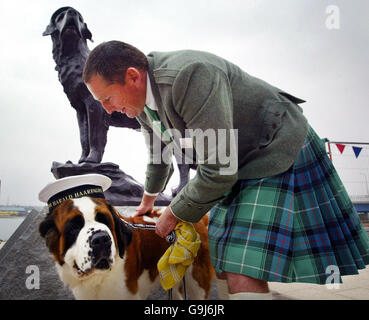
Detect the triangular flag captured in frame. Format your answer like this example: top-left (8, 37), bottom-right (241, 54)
top-left (352, 146), bottom-right (363, 158)
top-left (336, 144), bottom-right (346, 154)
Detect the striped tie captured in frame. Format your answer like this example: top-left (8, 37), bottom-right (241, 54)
top-left (144, 105), bottom-right (172, 141)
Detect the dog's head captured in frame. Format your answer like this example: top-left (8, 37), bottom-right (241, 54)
top-left (39, 197), bottom-right (131, 279)
top-left (43, 7), bottom-right (92, 42)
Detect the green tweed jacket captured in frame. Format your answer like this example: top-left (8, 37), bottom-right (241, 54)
top-left (136, 50), bottom-right (308, 222)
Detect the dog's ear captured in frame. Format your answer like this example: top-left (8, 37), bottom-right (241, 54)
top-left (39, 213), bottom-right (57, 239)
top-left (43, 22), bottom-right (56, 36)
top-left (39, 214), bottom-right (62, 263)
top-left (82, 23), bottom-right (93, 42)
top-left (108, 204), bottom-right (132, 258)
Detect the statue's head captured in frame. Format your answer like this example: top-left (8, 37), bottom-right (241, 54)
top-left (43, 7), bottom-right (93, 42)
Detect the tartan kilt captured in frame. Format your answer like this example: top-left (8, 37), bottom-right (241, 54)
top-left (208, 126), bottom-right (369, 284)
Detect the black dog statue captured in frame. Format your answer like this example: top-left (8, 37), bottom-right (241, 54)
top-left (43, 7), bottom-right (140, 164)
top-left (43, 7), bottom-right (196, 196)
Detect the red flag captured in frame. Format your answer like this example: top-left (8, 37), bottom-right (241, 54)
top-left (336, 144), bottom-right (346, 154)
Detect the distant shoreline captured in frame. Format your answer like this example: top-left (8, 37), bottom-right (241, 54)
top-left (0, 215), bottom-right (27, 218)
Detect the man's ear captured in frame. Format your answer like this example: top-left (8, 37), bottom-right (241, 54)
top-left (125, 67), bottom-right (141, 85)
top-left (108, 204), bottom-right (132, 258)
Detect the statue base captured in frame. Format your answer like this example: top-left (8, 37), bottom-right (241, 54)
top-left (51, 161), bottom-right (172, 206)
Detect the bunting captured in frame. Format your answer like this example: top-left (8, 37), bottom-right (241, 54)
top-left (352, 146), bottom-right (363, 158)
top-left (330, 143), bottom-right (366, 159)
top-left (336, 144), bottom-right (346, 154)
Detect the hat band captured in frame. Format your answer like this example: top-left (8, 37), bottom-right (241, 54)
top-left (47, 184), bottom-right (105, 213)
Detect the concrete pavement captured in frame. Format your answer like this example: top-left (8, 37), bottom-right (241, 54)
top-left (269, 267), bottom-right (369, 300)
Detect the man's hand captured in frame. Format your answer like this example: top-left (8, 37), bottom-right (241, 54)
top-left (155, 206), bottom-right (179, 238)
top-left (134, 193), bottom-right (157, 216)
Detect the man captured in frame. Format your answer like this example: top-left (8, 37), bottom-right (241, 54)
top-left (83, 41), bottom-right (369, 300)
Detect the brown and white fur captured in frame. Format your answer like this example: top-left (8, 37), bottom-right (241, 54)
top-left (39, 196), bottom-right (214, 299)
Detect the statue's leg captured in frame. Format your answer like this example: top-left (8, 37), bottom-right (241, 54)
top-left (84, 97), bottom-right (108, 163)
top-left (76, 110), bottom-right (90, 163)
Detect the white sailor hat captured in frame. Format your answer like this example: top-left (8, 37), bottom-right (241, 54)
top-left (39, 174), bottom-right (112, 213)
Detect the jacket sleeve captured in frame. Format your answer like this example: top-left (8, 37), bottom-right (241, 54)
top-left (169, 62), bottom-right (238, 222)
top-left (135, 115), bottom-right (173, 194)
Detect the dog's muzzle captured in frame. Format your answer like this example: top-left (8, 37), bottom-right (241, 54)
top-left (59, 11), bottom-right (83, 38)
top-left (89, 230), bottom-right (112, 270)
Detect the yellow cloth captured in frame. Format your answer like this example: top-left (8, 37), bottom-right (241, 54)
top-left (157, 222), bottom-right (201, 291)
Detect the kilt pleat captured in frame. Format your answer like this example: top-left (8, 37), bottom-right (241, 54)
top-left (209, 126), bottom-right (369, 284)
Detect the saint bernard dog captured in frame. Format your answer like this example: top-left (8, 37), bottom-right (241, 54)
top-left (39, 194), bottom-right (215, 300)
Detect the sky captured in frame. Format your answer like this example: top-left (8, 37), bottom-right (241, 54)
top-left (0, 0), bottom-right (368, 206)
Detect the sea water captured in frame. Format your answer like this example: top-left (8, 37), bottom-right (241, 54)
top-left (0, 217), bottom-right (25, 240)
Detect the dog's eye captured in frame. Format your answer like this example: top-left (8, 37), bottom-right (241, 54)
top-left (64, 215), bottom-right (85, 254)
top-left (70, 215), bottom-right (84, 228)
top-left (95, 212), bottom-right (111, 228)
top-left (64, 215), bottom-right (84, 236)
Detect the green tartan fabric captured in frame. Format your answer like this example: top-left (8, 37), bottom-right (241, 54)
top-left (209, 126), bottom-right (369, 284)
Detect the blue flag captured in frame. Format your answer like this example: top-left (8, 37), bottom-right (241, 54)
top-left (352, 146), bottom-right (363, 158)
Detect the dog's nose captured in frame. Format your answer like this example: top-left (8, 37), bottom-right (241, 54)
top-left (90, 231), bottom-right (111, 251)
top-left (89, 231), bottom-right (112, 269)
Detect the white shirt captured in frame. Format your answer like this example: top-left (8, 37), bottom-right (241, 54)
top-left (143, 75), bottom-right (183, 220)
top-left (145, 74), bottom-right (158, 111)
top-left (144, 75), bottom-right (159, 197)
